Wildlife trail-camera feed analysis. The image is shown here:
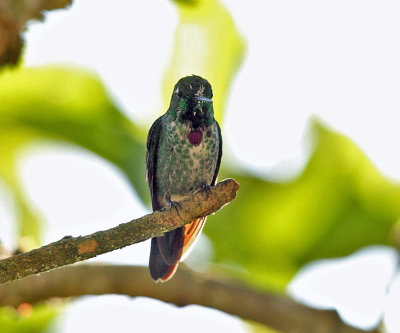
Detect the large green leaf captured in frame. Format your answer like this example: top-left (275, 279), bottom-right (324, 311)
top-left (0, 66), bottom-right (147, 245)
top-left (205, 121), bottom-right (400, 290)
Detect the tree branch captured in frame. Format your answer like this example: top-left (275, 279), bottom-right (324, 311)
top-left (0, 0), bottom-right (72, 66)
top-left (0, 264), bottom-right (377, 333)
top-left (0, 178), bottom-right (239, 284)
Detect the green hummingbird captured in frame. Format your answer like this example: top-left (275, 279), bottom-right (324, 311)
top-left (146, 75), bottom-right (222, 282)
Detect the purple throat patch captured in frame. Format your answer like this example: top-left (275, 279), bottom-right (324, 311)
top-left (188, 130), bottom-right (203, 145)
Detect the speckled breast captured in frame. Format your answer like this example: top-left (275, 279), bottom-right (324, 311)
top-left (155, 120), bottom-right (219, 205)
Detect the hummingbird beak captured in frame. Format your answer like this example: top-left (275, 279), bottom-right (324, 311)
top-left (194, 96), bottom-right (213, 103)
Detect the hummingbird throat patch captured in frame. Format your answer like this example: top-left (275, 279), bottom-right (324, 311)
top-left (188, 130), bottom-right (203, 145)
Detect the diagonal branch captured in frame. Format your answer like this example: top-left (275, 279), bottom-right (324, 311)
top-left (0, 264), bottom-right (377, 333)
top-left (0, 178), bottom-right (239, 284)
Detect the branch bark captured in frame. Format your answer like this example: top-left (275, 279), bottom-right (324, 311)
top-left (0, 178), bottom-right (239, 284)
top-left (0, 264), bottom-right (378, 333)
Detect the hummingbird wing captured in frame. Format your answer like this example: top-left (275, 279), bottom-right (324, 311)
top-left (181, 121), bottom-right (223, 258)
top-left (146, 115), bottom-right (163, 211)
top-left (146, 115), bottom-right (185, 281)
top-left (212, 121), bottom-right (223, 186)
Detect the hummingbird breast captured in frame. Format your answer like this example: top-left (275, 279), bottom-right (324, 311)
top-left (155, 118), bottom-right (219, 205)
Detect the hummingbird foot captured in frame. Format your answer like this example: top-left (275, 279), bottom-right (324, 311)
top-left (168, 200), bottom-right (184, 221)
top-left (201, 184), bottom-right (212, 200)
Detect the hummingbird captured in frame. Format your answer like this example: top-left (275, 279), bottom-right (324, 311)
top-left (146, 75), bottom-right (222, 282)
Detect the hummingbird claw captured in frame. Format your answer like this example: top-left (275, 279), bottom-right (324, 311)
top-left (168, 200), bottom-right (183, 221)
top-left (201, 184), bottom-right (211, 199)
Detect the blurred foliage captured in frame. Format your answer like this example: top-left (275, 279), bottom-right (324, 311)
top-left (0, 304), bottom-right (59, 333)
top-left (246, 321), bottom-right (279, 333)
top-left (163, 0), bottom-right (245, 123)
top-left (0, 0), bottom-right (399, 331)
top-left (0, 66), bottom-right (146, 246)
top-left (207, 122), bottom-right (400, 290)
top-left (1, 66), bottom-right (400, 292)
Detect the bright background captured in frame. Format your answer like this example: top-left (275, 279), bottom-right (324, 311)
top-left (1, 0), bottom-right (400, 332)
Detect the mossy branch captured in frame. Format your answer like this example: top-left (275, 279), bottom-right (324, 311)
top-left (0, 178), bottom-right (240, 284)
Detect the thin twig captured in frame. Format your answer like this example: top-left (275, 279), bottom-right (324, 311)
top-left (0, 179), bottom-right (240, 284)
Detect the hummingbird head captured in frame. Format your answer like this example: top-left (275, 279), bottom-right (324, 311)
top-left (168, 75), bottom-right (214, 129)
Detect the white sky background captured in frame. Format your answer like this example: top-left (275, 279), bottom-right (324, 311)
top-left (0, 0), bottom-right (399, 332)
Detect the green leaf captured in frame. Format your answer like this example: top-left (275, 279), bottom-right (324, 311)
top-left (204, 120), bottom-right (400, 291)
top-left (0, 66), bottom-right (148, 245)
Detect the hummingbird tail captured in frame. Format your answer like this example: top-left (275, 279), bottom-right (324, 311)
top-left (181, 217), bottom-right (206, 260)
top-left (148, 217), bottom-right (206, 282)
top-left (149, 228), bottom-right (184, 282)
